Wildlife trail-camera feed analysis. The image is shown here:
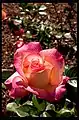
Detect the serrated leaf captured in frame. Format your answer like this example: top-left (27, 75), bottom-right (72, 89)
top-left (64, 66), bottom-right (77, 78)
top-left (71, 107), bottom-right (75, 115)
top-left (64, 66), bottom-right (77, 88)
top-left (23, 101), bottom-right (33, 106)
top-left (64, 65), bottom-right (70, 75)
top-left (71, 107), bottom-right (77, 117)
top-left (32, 95), bottom-right (42, 111)
top-left (15, 108), bottom-right (29, 117)
top-left (32, 95), bottom-right (46, 112)
top-left (57, 108), bottom-right (72, 117)
top-left (6, 101), bottom-right (38, 117)
top-left (6, 102), bottom-right (18, 112)
top-left (6, 102), bottom-right (29, 117)
top-left (57, 106), bottom-right (76, 117)
top-left (15, 98), bottom-right (21, 105)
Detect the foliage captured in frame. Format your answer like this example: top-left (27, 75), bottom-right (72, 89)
top-left (64, 65), bottom-right (77, 88)
top-left (6, 95), bottom-right (77, 117)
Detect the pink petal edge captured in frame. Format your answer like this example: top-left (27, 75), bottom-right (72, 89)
top-left (40, 48), bottom-right (64, 69)
top-left (14, 42), bottom-right (42, 78)
top-left (4, 72), bottom-right (20, 90)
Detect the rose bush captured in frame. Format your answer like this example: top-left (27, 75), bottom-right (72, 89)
top-left (4, 42), bottom-right (69, 102)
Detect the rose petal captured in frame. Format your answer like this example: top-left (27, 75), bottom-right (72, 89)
top-left (4, 72), bottom-right (20, 90)
top-left (27, 86), bottom-right (56, 102)
top-left (25, 86), bottom-right (39, 95)
top-left (25, 83), bottom-right (66, 102)
top-left (26, 86), bottom-right (51, 99)
top-left (15, 42), bottom-right (42, 53)
top-left (29, 69), bottom-right (50, 89)
top-left (40, 48), bottom-right (64, 69)
top-left (55, 85), bottom-right (66, 100)
top-left (12, 76), bottom-right (28, 88)
top-left (40, 48), bottom-right (64, 86)
top-left (14, 51), bottom-right (28, 78)
top-left (9, 86), bottom-right (29, 99)
top-left (14, 42), bottom-right (42, 78)
top-left (5, 72), bottom-right (29, 99)
top-left (50, 67), bottom-right (62, 86)
top-left (25, 85), bottom-right (55, 102)
top-left (23, 53), bottom-right (44, 73)
top-left (59, 76), bottom-right (70, 86)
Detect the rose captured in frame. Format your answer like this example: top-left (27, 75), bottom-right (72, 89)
top-left (5, 42), bottom-right (69, 102)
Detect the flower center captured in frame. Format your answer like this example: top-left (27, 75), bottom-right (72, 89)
top-left (30, 58), bottom-right (44, 72)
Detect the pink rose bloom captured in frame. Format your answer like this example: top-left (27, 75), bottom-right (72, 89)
top-left (4, 42), bottom-right (69, 102)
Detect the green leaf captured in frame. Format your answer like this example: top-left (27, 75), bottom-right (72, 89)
top-left (6, 102), bottom-right (29, 117)
top-left (14, 98), bottom-right (21, 105)
top-left (6, 102), bottom-right (18, 112)
top-left (6, 101), bottom-right (38, 117)
top-left (71, 107), bottom-right (77, 117)
top-left (56, 105), bottom-right (76, 118)
top-left (64, 65), bottom-right (70, 76)
top-left (32, 95), bottom-right (46, 112)
top-left (64, 66), bottom-right (77, 88)
top-left (71, 107), bottom-right (75, 115)
top-left (64, 66), bottom-right (77, 78)
top-left (23, 100), bottom-right (33, 106)
top-left (15, 108), bottom-right (29, 117)
top-left (57, 108), bottom-right (72, 117)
